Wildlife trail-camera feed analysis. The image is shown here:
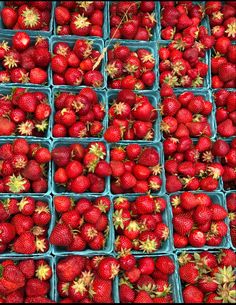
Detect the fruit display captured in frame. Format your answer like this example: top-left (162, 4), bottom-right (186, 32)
top-left (118, 255), bottom-right (177, 303)
top-left (0, 32), bottom-right (50, 85)
top-left (178, 249), bottom-right (236, 303)
top-left (0, 257), bottom-right (54, 303)
top-left (164, 136), bottom-right (224, 193)
top-left (105, 89), bottom-right (158, 142)
top-left (52, 141), bottom-right (110, 194)
top-left (210, 38), bottom-right (236, 88)
top-left (113, 195), bottom-right (170, 253)
top-left (0, 196), bottom-right (52, 254)
top-left (158, 41), bottom-right (210, 88)
top-left (109, 1), bottom-right (157, 41)
top-left (106, 42), bottom-right (157, 90)
top-left (214, 89), bottom-right (236, 137)
top-left (0, 1), bottom-right (235, 303)
top-left (51, 38), bottom-right (104, 87)
top-left (160, 1), bottom-right (208, 41)
top-left (226, 192), bottom-right (236, 248)
top-left (0, 87), bottom-right (51, 137)
top-left (110, 143), bottom-right (163, 194)
top-left (213, 138), bottom-right (236, 190)
top-left (52, 88), bottom-right (106, 138)
top-left (205, 2), bottom-right (236, 88)
top-left (170, 192), bottom-right (229, 249)
top-left (160, 90), bottom-right (214, 139)
top-left (55, 1), bottom-right (105, 37)
top-left (55, 255), bottom-right (118, 302)
top-left (0, 1), bottom-right (53, 31)
top-left (0, 138), bottom-right (51, 194)
top-left (49, 196), bottom-right (111, 252)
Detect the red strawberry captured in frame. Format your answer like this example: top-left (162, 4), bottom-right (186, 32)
top-left (13, 232), bottom-right (36, 254)
top-left (49, 223), bottom-right (73, 247)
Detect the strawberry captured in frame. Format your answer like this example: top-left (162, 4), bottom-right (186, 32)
top-left (179, 262), bottom-right (199, 284)
top-left (13, 231), bottom-right (36, 254)
top-left (25, 278), bottom-right (50, 297)
top-left (182, 285), bottom-right (204, 303)
top-left (49, 223), bottom-right (73, 247)
top-left (173, 213), bottom-right (194, 236)
top-left (155, 256), bottom-right (175, 275)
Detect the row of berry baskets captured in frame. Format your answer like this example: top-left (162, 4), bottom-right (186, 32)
top-left (1, 85), bottom-right (234, 141)
top-left (0, 137), bottom-right (234, 194)
top-left (0, 31), bottom-right (214, 90)
top-left (0, 1), bottom-right (212, 43)
top-left (0, 190), bottom-right (235, 257)
top-left (2, 248), bottom-right (235, 303)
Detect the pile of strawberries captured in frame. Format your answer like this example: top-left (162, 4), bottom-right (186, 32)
top-left (52, 141), bottom-right (110, 193)
top-left (105, 89), bottom-right (157, 142)
top-left (55, 1), bottom-right (105, 37)
top-left (109, 1), bottom-right (156, 40)
top-left (0, 258), bottom-right (54, 303)
top-left (0, 138), bottom-right (50, 194)
top-left (170, 192), bottom-right (228, 248)
top-left (0, 32), bottom-right (50, 85)
top-left (160, 90), bottom-right (213, 138)
top-left (164, 136), bottom-right (223, 193)
top-left (53, 88), bottom-right (105, 138)
top-left (159, 42), bottom-right (210, 88)
top-left (113, 195), bottom-right (169, 253)
top-left (0, 1), bottom-right (52, 31)
top-left (226, 193), bottom-right (236, 247)
top-left (213, 139), bottom-right (236, 190)
top-left (0, 197), bottom-right (51, 254)
top-left (51, 40), bottom-right (104, 88)
top-left (119, 255), bottom-right (176, 303)
top-left (56, 255), bottom-right (119, 302)
top-left (49, 196), bottom-right (110, 251)
top-left (110, 144), bottom-right (162, 194)
top-left (160, 1), bottom-right (207, 40)
top-left (107, 43), bottom-right (156, 90)
top-left (205, 1), bottom-right (236, 88)
top-left (214, 89), bottom-right (236, 137)
top-left (211, 36), bottom-right (235, 88)
top-left (0, 87), bottom-right (51, 137)
top-left (178, 249), bottom-right (236, 303)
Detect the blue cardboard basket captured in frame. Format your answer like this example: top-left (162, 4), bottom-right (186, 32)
top-left (212, 89), bottom-right (236, 140)
top-left (107, 89), bottom-right (161, 143)
top-left (0, 86), bottom-right (52, 140)
top-left (53, 1), bottom-right (108, 40)
top-left (108, 141), bottom-right (166, 195)
top-left (50, 35), bottom-right (106, 89)
top-left (170, 191), bottom-right (231, 251)
top-left (51, 194), bottom-right (114, 256)
top-left (164, 137), bottom-right (223, 193)
top-left (0, 255), bottom-right (55, 301)
top-left (54, 254), bottom-right (117, 303)
top-left (51, 86), bottom-right (108, 141)
top-left (225, 191), bottom-right (236, 251)
top-left (0, 33), bottom-right (51, 87)
top-left (105, 39), bottom-right (159, 91)
top-left (157, 39), bottom-right (210, 89)
top-left (107, 1), bottom-right (158, 42)
top-left (115, 253), bottom-right (182, 303)
top-left (160, 88), bottom-right (217, 141)
top-left (158, 2), bottom-right (207, 40)
top-left (0, 138), bottom-right (52, 195)
top-left (0, 1), bottom-right (55, 36)
top-left (0, 194), bottom-right (54, 256)
top-left (112, 194), bottom-right (173, 255)
top-left (51, 138), bottom-right (110, 195)
top-left (176, 249), bottom-right (232, 303)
